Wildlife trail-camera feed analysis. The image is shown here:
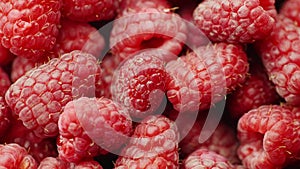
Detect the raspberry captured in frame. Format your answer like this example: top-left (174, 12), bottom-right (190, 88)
top-left (179, 119), bottom-right (240, 164)
top-left (0, 143), bottom-right (37, 168)
top-left (110, 4), bottom-right (187, 61)
top-left (95, 54), bottom-right (121, 98)
top-left (0, 67), bottom-right (10, 97)
top-left (38, 157), bottom-right (103, 169)
top-left (119, 0), bottom-right (171, 15)
top-left (0, 43), bottom-right (14, 66)
top-left (193, 0), bottom-right (276, 43)
top-left (166, 43), bottom-right (249, 112)
top-left (57, 97), bottom-right (132, 163)
top-left (5, 50), bottom-right (101, 139)
top-left (280, 0), bottom-right (300, 25)
top-left (0, 0), bottom-right (61, 60)
top-left (254, 14), bottom-right (300, 105)
top-left (2, 119), bottom-right (58, 163)
top-left (115, 115), bottom-right (180, 169)
top-left (61, 0), bottom-right (119, 22)
top-left (183, 148), bottom-right (235, 169)
top-left (48, 19), bottom-right (105, 59)
top-left (237, 105), bottom-right (300, 168)
top-left (111, 50), bottom-right (168, 119)
top-left (226, 56), bottom-right (280, 120)
top-left (0, 96), bottom-right (11, 137)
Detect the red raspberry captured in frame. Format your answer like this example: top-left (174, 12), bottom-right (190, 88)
top-left (226, 56), bottom-right (280, 120)
top-left (179, 119), bottom-right (240, 164)
top-left (95, 54), bottom-right (121, 98)
top-left (280, 0), bottom-right (300, 25)
top-left (57, 97), bottom-right (132, 163)
top-left (0, 0), bottom-right (61, 60)
top-left (254, 14), bottom-right (300, 105)
top-left (0, 143), bottom-right (38, 168)
top-left (2, 119), bottom-right (58, 163)
top-left (237, 105), bottom-right (300, 168)
top-left (5, 50), bottom-right (101, 139)
top-left (38, 157), bottom-right (103, 169)
top-left (0, 96), bottom-right (11, 137)
top-left (183, 148), bottom-right (235, 169)
top-left (0, 67), bottom-right (10, 97)
top-left (61, 0), bottom-right (119, 22)
top-left (119, 0), bottom-right (171, 15)
top-left (193, 0), bottom-right (276, 43)
top-left (115, 115), bottom-right (180, 169)
top-left (48, 19), bottom-right (105, 59)
top-left (0, 43), bottom-right (14, 66)
top-left (166, 43), bottom-right (249, 112)
top-left (110, 5), bottom-right (187, 61)
top-left (111, 50), bottom-right (168, 119)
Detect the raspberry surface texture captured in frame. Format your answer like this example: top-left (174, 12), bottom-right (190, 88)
top-left (237, 105), bottom-right (300, 168)
top-left (166, 43), bottom-right (249, 112)
top-left (280, 0), bottom-right (300, 25)
top-left (0, 67), bottom-right (10, 97)
top-left (38, 157), bottom-right (103, 169)
top-left (0, 0), bottom-right (61, 60)
top-left (0, 143), bottom-right (38, 169)
top-left (115, 115), bottom-right (179, 169)
top-left (5, 50), bottom-right (100, 139)
top-left (255, 14), bottom-right (300, 105)
top-left (110, 5), bottom-right (187, 61)
top-left (61, 0), bottom-right (119, 22)
top-left (193, 0), bottom-right (276, 43)
top-left (183, 148), bottom-right (235, 169)
top-left (58, 97), bottom-right (132, 163)
top-left (0, 96), bottom-right (11, 137)
top-left (111, 50), bottom-right (169, 119)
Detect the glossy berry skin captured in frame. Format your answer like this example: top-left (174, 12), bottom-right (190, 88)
top-left (0, 0), bottom-right (62, 60)
top-left (166, 43), bottom-right (249, 112)
top-left (61, 0), bottom-right (119, 22)
top-left (58, 97), bottom-right (132, 163)
top-left (255, 14), bottom-right (300, 105)
top-left (237, 105), bottom-right (300, 169)
top-left (0, 67), bottom-right (10, 97)
top-left (183, 148), bottom-right (235, 169)
top-left (111, 51), bottom-right (168, 119)
top-left (280, 0), bottom-right (300, 25)
top-left (0, 143), bottom-right (38, 169)
top-left (5, 50), bottom-right (100, 139)
top-left (115, 115), bottom-right (179, 169)
top-left (193, 0), bottom-right (276, 43)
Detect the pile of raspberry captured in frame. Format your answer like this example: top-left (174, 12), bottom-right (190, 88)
top-left (0, 0), bottom-right (300, 168)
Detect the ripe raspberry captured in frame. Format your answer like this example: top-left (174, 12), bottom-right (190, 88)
top-left (115, 115), bottom-right (180, 169)
top-left (0, 67), bottom-right (10, 97)
top-left (166, 43), bottom-right (249, 112)
top-left (179, 119), bottom-right (239, 164)
top-left (0, 43), bottom-right (14, 66)
top-left (0, 143), bottom-right (37, 168)
top-left (58, 97), bottom-right (132, 163)
top-left (237, 105), bottom-right (300, 168)
top-left (254, 14), bottom-right (300, 105)
top-left (38, 157), bottom-right (103, 169)
top-left (61, 0), bottom-right (119, 22)
top-left (95, 54), bottom-right (121, 98)
top-left (226, 56), bottom-right (280, 120)
top-left (119, 0), bottom-right (171, 15)
top-left (111, 50), bottom-right (168, 119)
top-left (183, 148), bottom-right (235, 169)
top-left (5, 50), bottom-right (101, 139)
top-left (0, 0), bottom-right (61, 60)
top-left (48, 19), bottom-right (105, 59)
top-left (2, 119), bottom-right (58, 163)
top-left (0, 96), bottom-right (11, 137)
top-left (280, 0), bottom-right (300, 25)
top-left (193, 0), bottom-right (276, 43)
top-left (110, 6), bottom-right (187, 61)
